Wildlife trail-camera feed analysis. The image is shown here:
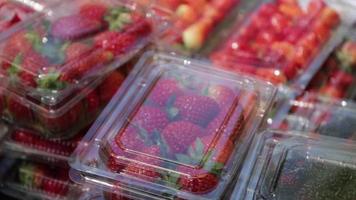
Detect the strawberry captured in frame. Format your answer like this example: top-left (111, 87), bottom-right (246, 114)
top-left (19, 162), bottom-right (47, 189)
top-left (206, 85), bottom-right (236, 108)
top-left (130, 106), bottom-right (169, 134)
top-left (116, 126), bottom-right (147, 151)
top-left (172, 95), bottom-right (219, 127)
top-left (94, 31), bottom-right (136, 56)
top-left (51, 14), bottom-right (103, 40)
top-left (328, 70), bottom-right (353, 89)
top-left (7, 95), bottom-right (34, 122)
top-left (148, 78), bottom-right (182, 106)
top-left (1, 31), bottom-right (32, 63)
top-left (206, 106), bottom-right (245, 143)
top-left (124, 17), bottom-right (152, 37)
top-left (177, 167), bottom-right (218, 194)
top-left (38, 101), bottom-right (83, 133)
top-left (255, 68), bottom-right (287, 84)
top-left (60, 49), bottom-right (114, 83)
top-left (84, 89), bottom-right (100, 116)
top-left (65, 42), bottom-right (91, 62)
top-left (124, 146), bottom-right (161, 181)
top-left (161, 121), bottom-right (204, 153)
top-left (98, 71), bottom-right (125, 104)
top-left (41, 178), bottom-right (68, 196)
top-left (319, 85), bottom-right (344, 98)
top-left (79, 3), bottom-right (108, 21)
top-left (337, 41), bottom-right (356, 67)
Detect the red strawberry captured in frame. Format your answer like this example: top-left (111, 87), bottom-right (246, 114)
top-left (65, 42), bottom-right (91, 62)
top-left (172, 95), bottom-right (220, 127)
top-left (1, 31), bottom-right (31, 63)
top-left (198, 135), bottom-right (234, 164)
top-left (206, 106), bottom-right (245, 143)
top-left (177, 167), bottom-right (218, 194)
top-left (148, 79), bottom-right (182, 106)
top-left (79, 3), bottom-right (108, 21)
top-left (39, 101), bottom-right (83, 133)
top-left (124, 17), bottom-right (152, 37)
top-left (94, 31), bottom-right (136, 56)
top-left (206, 85), bottom-right (236, 108)
top-left (51, 14), bottom-right (103, 40)
top-left (98, 71), bottom-right (125, 104)
top-left (328, 70), bottom-right (353, 89)
top-left (19, 162), bottom-right (47, 189)
top-left (161, 121), bottom-right (204, 153)
top-left (319, 85), bottom-right (343, 98)
top-left (60, 49), bottom-right (114, 83)
top-left (116, 126), bottom-right (146, 151)
top-left (41, 178), bottom-right (68, 196)
top-left (19, 51), bottom-right (49, 87)
top-left (7, 95), bottom-right (33, 122)
top-left (130, 106), bottom-right (169, 134)
top-left (124, 146), bottom-right (161, 181)
top-left (84, 89), bottom-right (100, 115)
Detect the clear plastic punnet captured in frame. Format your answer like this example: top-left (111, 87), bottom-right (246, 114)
top-left (0, 157), bottom-right (88, 200)
top-left (210, 0), bottom-right (345, 88)
top-left (0, 0), bottom-right (160, 138)
top-left (232, 130), bottom-right (356, 200)
top-left (69, 52), bottom-right (277, 200)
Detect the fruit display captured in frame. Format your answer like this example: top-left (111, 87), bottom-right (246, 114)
top-left (233, 131), bottom-right (356, 200)
top-left (69, 52), bottom-right (276, 200)
top-left (306, 37), bottom-right (356, 99)
top-left (210, 0), bottom-right (340, 85)
top-left (0, 0), bottom-right (35, 33)
top-left (0, 158), bottom-right (86, 200)
top-left (0, 0), bottom-right (154, 138)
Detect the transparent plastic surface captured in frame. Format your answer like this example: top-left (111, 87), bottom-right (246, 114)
top-left (2, 123), bottom-right (88, 162)
top-left (210, 0), bottom-right (343, 87)
top-left (306, 32), bottom-right (356, 100)
top-left (0, 0), bottom-right (157, 137)
top-left (269, 92), bottom-right (356, 140)
top-left (0, 157), bottom-right (87, 200)
top-left (70, 52), bottom-right (277, 200)
top-left (235, 131), bottom-right (356, 200)
top-left (0, 59), bottom-right (132, 138)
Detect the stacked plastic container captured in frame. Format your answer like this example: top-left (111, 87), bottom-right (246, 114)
top-left (0, 0), bottom-right (355, 199)
top-left (0, 0), bottom-right (163, 199)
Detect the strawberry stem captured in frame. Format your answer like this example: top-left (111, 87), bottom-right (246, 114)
top-left (104, 6), bottom-right (132, 31)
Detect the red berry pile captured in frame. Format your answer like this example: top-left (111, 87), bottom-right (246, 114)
top-left (101, 74), bottom-right (256, 194)
top-left (210, 0), bottom-right (340, 84)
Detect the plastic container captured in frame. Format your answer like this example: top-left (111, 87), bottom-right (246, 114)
top-left (0, 51), bottom-right (138, 139)
top-left (232, 130), bottom-right (356, 200)
top-left (69, 52), bottom-right (277, 200)
top-left (269, 92), bottom-right (356, 140)
top-left (210, 0), bottom-right (344, 88)
top-left (306, 32), bottom-right (356, 100)
top-left (0, 157), bottom-right (88, 200)
top-left (0, 0), bottom-right (159, 138)
top-left (1, 122), bottom-right (89, 162)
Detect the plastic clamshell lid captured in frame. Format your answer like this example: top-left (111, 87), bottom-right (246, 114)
top-left (242, 131), bottom-right (356, 200)
top-left (70, 52), bottom-right (277, 200)
top-left (0, 0), bottom-right (157, 108)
